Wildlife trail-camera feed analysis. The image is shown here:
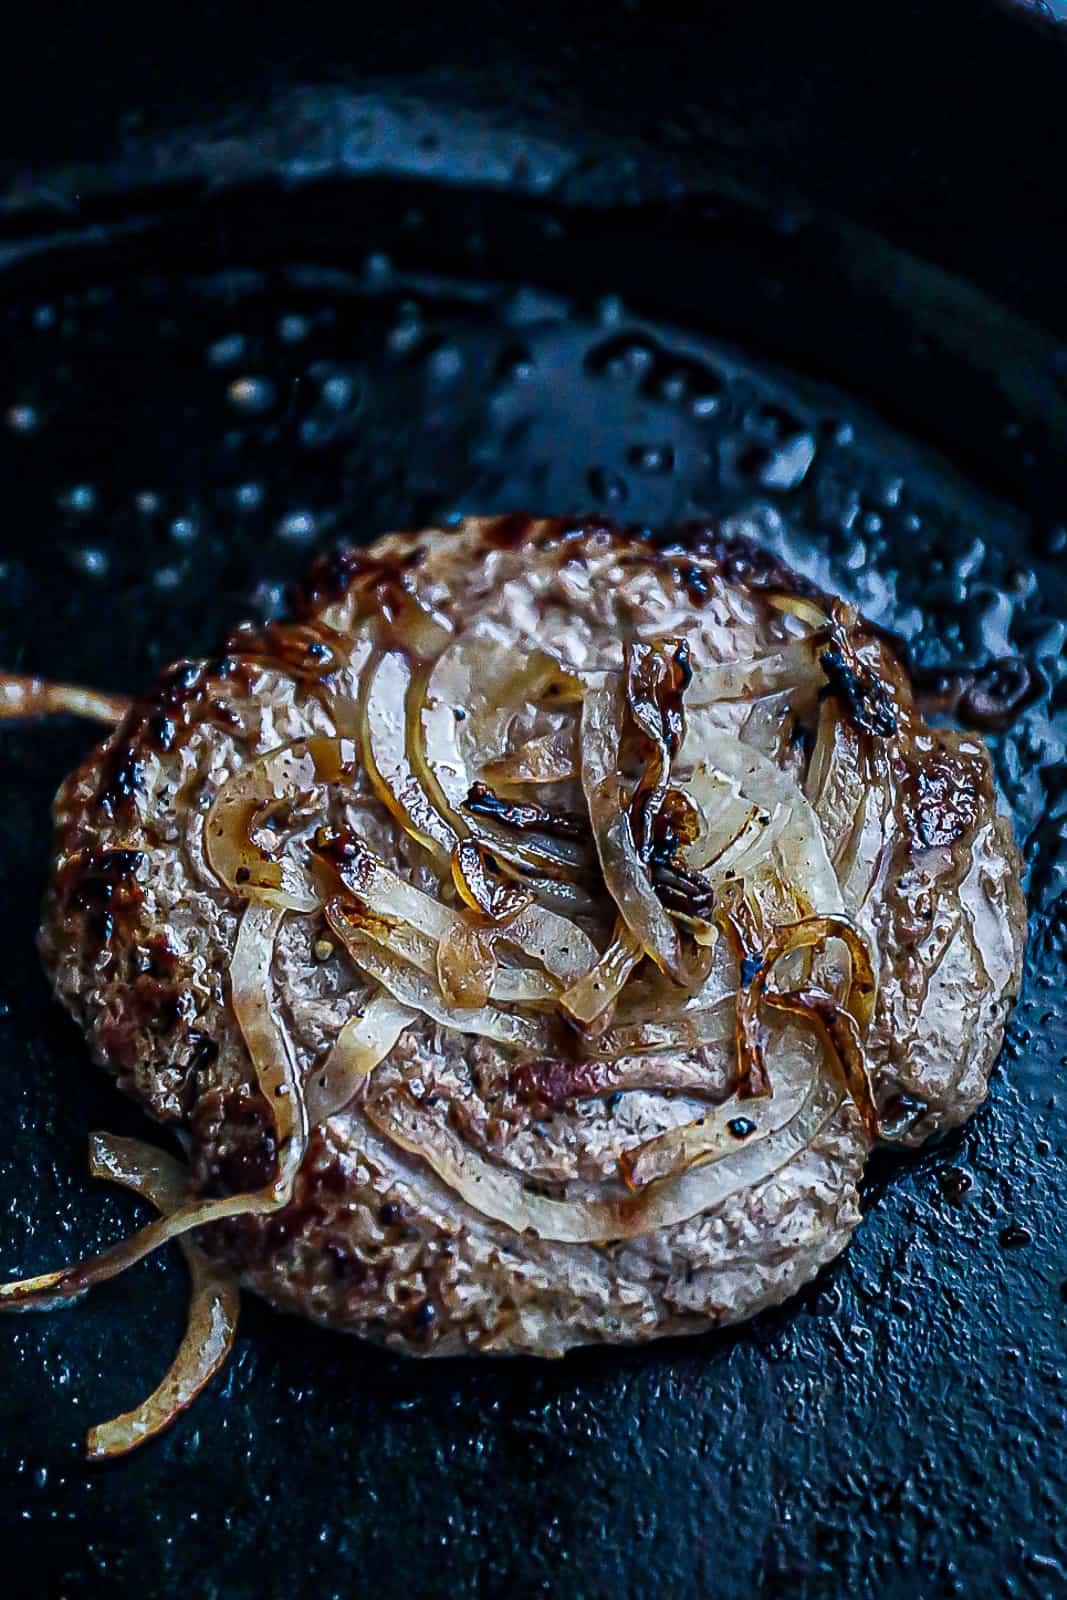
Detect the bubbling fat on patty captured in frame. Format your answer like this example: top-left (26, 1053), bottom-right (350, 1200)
top-left (1, 515), bottom-right (1026, 1455)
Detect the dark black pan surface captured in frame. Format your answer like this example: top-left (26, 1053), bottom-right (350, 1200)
top-left (2, 7), bottom-right (1067, 1598)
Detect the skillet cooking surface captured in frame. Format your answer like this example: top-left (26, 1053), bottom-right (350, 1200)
top-left (1, 184), bottom-right (1066, 1600)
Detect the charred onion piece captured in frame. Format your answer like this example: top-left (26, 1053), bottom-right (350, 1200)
top-left (464, 782), bottom-right (591, 843)
top-left (818, 605), bottom-right (898, 739)
top-left (84, 1135), bottom-right (240, 1461)
top-left (224, 617), bottom-right (356, 682)
top-left (581, 668), bottom-right (690, 982)
top-left (451, 837), bottom-right (533, 922)
top-left (625, 638), bottom-right (691, 855)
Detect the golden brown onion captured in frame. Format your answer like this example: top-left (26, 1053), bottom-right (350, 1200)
top-left (84, 1134), bottom-right (240, 1461)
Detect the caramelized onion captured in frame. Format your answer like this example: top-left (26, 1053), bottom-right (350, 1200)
top-left (681, 721), bottom-right (844, 916)
top-left (451, 837), bottom-right (533, 922)
top-left (580, 671), bottom-right (688, 981)
top-left (559, 922), bottom-right (644, 1027)
top-left (764, 987), bottom-right (880, 1140)
top-left (730, 912), bottom-right (876, 1106)
top-left (0, 674), bottom-right (131, 725)
top-left (363, 1060), bottom-right (842, 1243)
top-left (421, 627), bottom-right (576, 814)
top-left (325, 901), bottom-right (559, 1052)
top-left (436, 917), bottom-right (497, 1009)
top-left (206, 738), bottom-right (362, 911)
top-left (583, 996), bottom-right (735, 1059)
top-left (361, 650), bottom-right (458, 865)
top-left (84, 1135), bottom-right (240, 1461)
top-left (619, 1036), bottom-right (814, 1189)
top-left (0, 903), bottom-right (305, 1312)
top-left (481, 727), bottom-right (578, 786)
top-left (313, 828), bottom-right (585, 994)
top-left (305, 994), bottom-right (415, 1124)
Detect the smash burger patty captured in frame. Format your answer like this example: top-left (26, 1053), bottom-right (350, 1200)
top-left (5, 516), bottom-right (1026, 1447)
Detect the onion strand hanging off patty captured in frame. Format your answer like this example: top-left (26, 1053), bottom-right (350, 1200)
top-left (83, 1135), bottom-right (240, 1461)
top-left (0, 903), bottom-right (307, 1307)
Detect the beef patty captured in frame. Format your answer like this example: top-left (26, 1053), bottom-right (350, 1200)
top-left (38, 516), bottom-right (1026, 1356)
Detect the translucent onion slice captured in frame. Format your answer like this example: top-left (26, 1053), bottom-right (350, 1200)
top-left (363, 1062), bottom-right (843, 1243)
top-left (611, 942), bottom-right (736, 1028)
top-left (316, 828), bottom-right (454, 942)
top-left (84, 1135), bottom-right (240, 1461)
top-left (481, 727), bottom-right (578, 787)
top-left (0, 904), bottom-right (305, 1312)
top-left (421, 627), bottom-right (571, 814)
top-left (720, 804), bottom-right (790, 880)
top-left (680, 717), bottom-right (845, 916)
top-left (436, 917), bottom-right (497, 1009)
top-left (580, 672), bottom-right (688, 982)
top-left (315, 829), bottom-right (591, 991)
top-left (498, 901), bottom-right (598, 987)
top-left (684, 639), bottom-right (824, 708)
top-left (764, 986), bottom-right (880, 1140)
top-left (835, 741), bottom-right (898, 921)
top-left (229, 902), bottom-right (308, 1191)
top-left (206, 737), bottom-right (363, 911)
top-left (419, 630), bottom-right (592, 881)
top-left (325, 902), bottom-right (559, 1052)
top-left (327, 895), bottom-right (557, 1008)
top-left (450, 838), bottom-right (533, 923)
top-left (304, 994), bottom-right (416, 1125)
top-left (804, 699), bottom-right (878, 889)
top-left (584, 996), bottom-right (735, 1059)
top-left (559, 922), bottom-right (644, 1027)
top-left (766, 592), bottom-right (834, 630)
top-left (361, 650), bottom-right (459, 865)
top-left (731, 912), bottom-right (877, 1105)
top-left (619, 1037), bottom-right (813, 1189)
top-left (0, 674), bottom-right (131, 725)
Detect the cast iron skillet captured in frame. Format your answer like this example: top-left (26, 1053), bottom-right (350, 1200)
top-left (1, 5), bottom-right (1066, 1597)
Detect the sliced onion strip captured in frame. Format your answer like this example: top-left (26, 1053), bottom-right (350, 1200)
top-left (325, 901), bottom-right (558, 1052)
top-left (206, 738), bottom-right (362, 911)
top-left (0, 904), bottom-right (306, 1313)
top-left (363, 1063), bottom-right (842, 1243)
top-left (314, 829), bottom-right (590, 993)
top-left (83, 1135), bottom-right (240, 1461)
top-left (481, 727), bottom-right (578, 786)
top-left (764, 986), bottom-right (880, 1140)
top-left (0, 674), bottom-right (131, 725)
top-left (436, 917), bottom-right (497, 1009)
top-left (559, 922), bottom-right (644, 1027)
top-left (580, 672), bottom-right (688, 981)
top-left (305, 994), bottom-right (416, 1125)
top-left (361, 650), bottom-right (458, 866)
